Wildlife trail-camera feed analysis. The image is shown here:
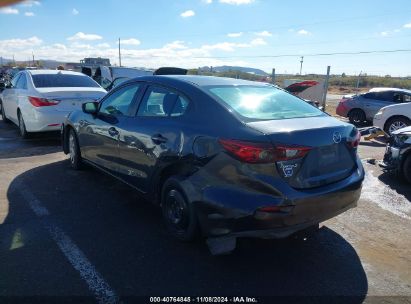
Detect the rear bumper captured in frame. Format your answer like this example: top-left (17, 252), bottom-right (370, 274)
top-left (192, 162), bottom-right (364, 239)
top-left (23, 108), bottom-right (71, 132)
top-left (336, 102), bottom-right (349, 117)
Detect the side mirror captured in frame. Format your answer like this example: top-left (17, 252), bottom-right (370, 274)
top-left (82, 102), bottom-right (99, 115)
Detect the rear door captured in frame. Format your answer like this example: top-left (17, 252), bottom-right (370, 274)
top-left (117, 85), bottom-right (191, 192)
top-left (79, 83), bottom-right (141, 175)
top-left (363, 91), bottom-right (393, 120)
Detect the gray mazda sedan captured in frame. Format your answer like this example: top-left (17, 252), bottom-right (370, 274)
top-left (62, 75), bottom-right (364, 253)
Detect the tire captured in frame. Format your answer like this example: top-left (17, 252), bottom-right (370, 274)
top-left (384, 117), bottom-right (411, 135)
top-left (348, 109), bottom-right (366, 126)
top-left (18, 111), bottom-right (30, 139)
top-left (161, 177), bottom-right (199, 242)
top-left (0, 100), bottom-right (10, 123)
top-left (402, 154), bottom-right (411, 184)
top-left (68, 128), bottom-right (82, 170)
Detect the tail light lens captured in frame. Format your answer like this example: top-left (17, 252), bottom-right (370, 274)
top-left (28, 96), bottom-right (60, 107)
top-left (219, 139), bottom-right (312, 164)
top-left (347, 129), bottom-right (361, 148)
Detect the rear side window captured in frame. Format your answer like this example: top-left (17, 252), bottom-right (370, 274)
top-left (16, 73), bottom-right (27, 89)
top-left (32, 73), bottom-right (100, 88)
top-left (137, 86), bottom-right (190, 117)
top-left (363, 92), bottom-right (393, 101)
top-left (11, 74), bottom-right (21, 88)
top-left (206, 85), bottom-right (323, 120)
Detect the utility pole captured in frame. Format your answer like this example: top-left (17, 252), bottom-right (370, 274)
top-left (321, 65), bottom-right (331, 110)
top-left (118, 38), bottom-right (122, 67)
top-left (271, 68), bottom-right (276, 85)
top-left (32, 51), bottom-right (35, 67)
top-left (299, 56), bottom-right (304, 75)
top-left (13, 54), bottom-right (15, 66)
top-left (356, 71), bottom-right (362, 92)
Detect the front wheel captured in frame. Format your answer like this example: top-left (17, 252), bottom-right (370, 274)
top-left (0, 100), bottom-right (10, 123)
top-left (385, 117), bottom-right (411, 135)
top-left (68, 129), bottom-right (82, 170)
top-left (161, 177), bottom-right (199, 242)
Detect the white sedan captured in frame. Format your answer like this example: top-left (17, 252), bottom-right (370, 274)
top-left (373, 102), bottom-right (411, 135)
top-left (0, 70), bottom-right (106, 138)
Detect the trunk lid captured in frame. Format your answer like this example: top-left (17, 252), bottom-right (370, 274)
top-left (36, 87), bottom-right (106, 112)
top-left (247, 116), bottom-right (358, 189)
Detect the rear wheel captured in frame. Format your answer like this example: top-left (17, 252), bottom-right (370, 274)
top-left (68, 128), bottom-right (82, 170)
top-left (348, 109), bottom-right (366, 126)
top-left (161, 177), bottom-right (199, 242)
top-left (384, 117), bottom-right (411, 135)
top-left (18, 111), bottom-right (30, 139)
top-left (402, 154), bottom-right (411, 184)
top-left (0, 100), bottom-right (10, 123)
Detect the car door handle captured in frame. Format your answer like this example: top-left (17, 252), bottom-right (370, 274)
top-left (108, 127), bottom-right (119, 137)
top-left (151, 134), bottom-right (168, 144)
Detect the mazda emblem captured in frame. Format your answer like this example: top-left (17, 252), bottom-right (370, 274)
top-left (333, 132), bottom-right (342, 144)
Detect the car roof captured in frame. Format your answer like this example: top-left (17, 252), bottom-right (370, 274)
top-left (27, 69), bottom-right (88, 76)
top-left (369, 87), bottom-right (411, 94)
top-left (148, 75), bottom-right (272, 87)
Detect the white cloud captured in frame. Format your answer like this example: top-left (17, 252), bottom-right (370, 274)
top-left (250, 38), bottom-right (267, 46)
top-left (180, 10), bottom-right (195, 18)
top-left (255, 30), bottom-right (272, 37)
top-left (67, 32), bottom-right (102, 41)
top-left (297, 29), bottom-right (311, 35)
top-left (380, 31), bottom-right (389, 37)
top-left (53, 43), bottom-right (67, 50)
top-left (0, 36), bottom-right (42, 49)
top-left (0, 7), bottom-right (19, 14)
top-left (403, 22), bottom-right (411, 28)
top-left (203, 0), bottom-right (213, 3)
top-left (72, 8), bottom-right (79, 15)
top-left (121, 38), bottom-right (141, 46)
top-left (24, 12), bottom-right (35, 16)
top-left (227, 32), bottom-right (243, 38)
top-left (164, 41), bottom-right (187, 50)
top-left (97, 43), bottom-right (111, 48)
top-left (219, 0), bottom-right (255, 4)
top-left (21, 0), bottom-right (40, 7)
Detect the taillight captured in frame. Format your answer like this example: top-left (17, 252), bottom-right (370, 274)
top-left (347, 129), bottom-right (361, 148)
top-left (28, 96), bottom-right (60, 107)
top-left (218, 139), bottom-right (311, 163)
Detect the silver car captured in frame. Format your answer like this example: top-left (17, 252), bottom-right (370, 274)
top-left (0, 70), bottom-right (106, 138)
top-left (336, 88), bottom-right (411, 125)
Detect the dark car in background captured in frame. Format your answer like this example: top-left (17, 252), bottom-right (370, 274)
top-left (336, 88), bottom-right (411, 125)
top-left (61, 75), bottom-right (364, 253)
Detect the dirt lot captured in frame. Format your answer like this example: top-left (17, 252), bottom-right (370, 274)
top-left (0, 113), bottom-right (410, 303)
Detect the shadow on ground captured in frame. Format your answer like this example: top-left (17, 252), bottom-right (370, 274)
top-left (0, 119), bottom-right (60, 159)
top-left (1, 160), bottom-right (368, 301)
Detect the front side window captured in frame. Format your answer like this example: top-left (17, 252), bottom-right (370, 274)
top-left (99, 84), bottom-right (140, 116)
top-left (206, 85), bottom-right (323, 121)
top-left (32, 73), bottom-right (100, 88)
top-left (11, 73), bottom-right (21, 88)
top-left (137, 86), bottom-right (190, 117)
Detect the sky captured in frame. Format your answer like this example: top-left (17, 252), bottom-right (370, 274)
top-left (1, 0), bottom-right (411, 76)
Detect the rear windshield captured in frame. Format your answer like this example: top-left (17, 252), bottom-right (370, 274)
top-left (32, 74), bottom-right (100, 88)
top-left (207, 85), bottom-right (324, 120)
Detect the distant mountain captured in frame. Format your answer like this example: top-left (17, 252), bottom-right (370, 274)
top-left (200, 66), bottom-right (269, 76)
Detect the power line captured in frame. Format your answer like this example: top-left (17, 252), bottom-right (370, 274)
top-left (182, 49), bottom-right (411, 59)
